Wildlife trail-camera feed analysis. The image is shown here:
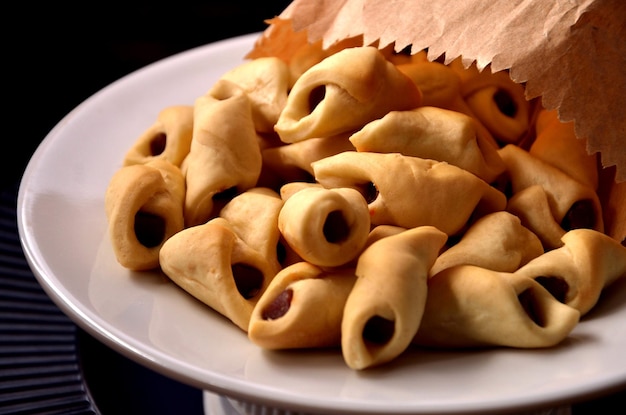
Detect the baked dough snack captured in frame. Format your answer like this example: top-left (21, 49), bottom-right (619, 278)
top-left (430, 211), bottom-right (544, 277)
top-left (182, 79), bottom-right (263, 227)
top-left (499, 144), bottom-right (604, 250)
top-left (261, 133), bottom-right (355, 185)
top-left (348, 106), bottom-right (506, 183)
top-left (123, 105), bottom-right (194, 167)
top-left (159, 217), bottom-right (277, 331)
top-left (248, 261), bottom-right (357, 349)
top-left (530, 109), bottom-right (599, 190)
top-left (312, 151), bottom-right (507, 235)
top-left (451, 61), bottom-right (531, 145)
top-left (274, 46), bottom-right (422, 143)
top-left (219, 187), bottom-right (285, 274)
top-left (515, 228), bottom-right (626, 316)
top-left (413, 265), bottom-right (581, 348)
top-left (342, 226), bottom-right (447, 370)
top-left (105, 159), bottom-right (185, 271)
top-left (278, 186), bottom-right (371, 267)
top-left (218, 56), bottom-right (291, 133)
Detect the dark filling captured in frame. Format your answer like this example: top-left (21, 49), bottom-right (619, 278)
top-left (362, 315), bottom-right (395, 345)
top-left (561, 199), bottom-right (596, 231)
top-left (534, 276), bottom-right (569, 303)
top-left (262, 288), bottom-right (293, 320)
top-left (308, 85), bottom-right (326, 113)
top-left (323, 210), bottom-right (350, 243)
top-left (358, 181), bottom-right (379, 204)
top-left (134, 210), bottom-right (165, 248)
top-left (518, 288), bottom-right (544, 327)
top-left (493, 89), bottom-right (518, 118)
top-left (232, 263), bottom-right (264, 299)
top-left (149, 132), bottom-right (167, 156)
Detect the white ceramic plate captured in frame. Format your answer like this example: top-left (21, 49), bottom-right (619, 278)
top-left (17, 33), bottom-right (626, 415)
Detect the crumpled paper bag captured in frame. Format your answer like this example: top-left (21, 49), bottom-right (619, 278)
top-left (248, 0), bottom-right (626, 184)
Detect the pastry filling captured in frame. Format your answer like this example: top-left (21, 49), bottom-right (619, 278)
top-left (363, 315), bottom-right (395, 345)
top-left (518, 288), bottom-right (545, 327)
top-left (135, 210), bottom-right (166, 248)
top-left (323, 210), bottom-right (350, 243)
top-left (534, 276), bottom-right (569, 303)
top-left (149, 132), bottom-right (167, 156)
top-left (232, 263), bottom-right (264, 299)
top-left (262, 288), bottom-right (293, 320)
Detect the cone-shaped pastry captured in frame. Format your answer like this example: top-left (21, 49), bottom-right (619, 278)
top-left (219, 57), bottom-right (290, 133)
top-left (413, 265), bottom-right (580, 348)
top-left (430, 211), bottom-right (544, 277)
top-left (274, 46), bottom-right (422, 143)
top-left (341, 226), bottom-right (447, 370)
top-left (278, 186), bottom-right (370, 268)
top-left (499, 144), bottom-right (604, 249)
top-left (530, 109), bottom-right (599, 190)
top-left (123, 106), bottom-right (194, 167)
top-left (312, 151), bottom-right (507, 235)
top-left (261, 134), bottom-right (355, 185)
top-left (287, 36), bottom-right (365, 87)
top-left (515, 229), bottom-right (626, 316)
top-left (349, 106), bottom-right (505, 183)
top-left (453, 62), bottom-right (530, 145)
top-left (159, 218), bottom-right (277, 331)
top-left (105, 159), bottom-right (185, 271)
top-left (182, 80), bottom-right (263, 227)
top-left (219, 187), bottom-right (285, 274)
top-left (248, 262), bottom-right (357, 349)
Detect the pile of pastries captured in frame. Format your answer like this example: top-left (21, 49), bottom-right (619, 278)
top-left (104, 37), bottom-right (626, 370)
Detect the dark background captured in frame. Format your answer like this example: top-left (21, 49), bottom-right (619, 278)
top-left (5, 2), bottom-right (292, 190)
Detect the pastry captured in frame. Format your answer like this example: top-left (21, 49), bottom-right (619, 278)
top-left (430, 211), bottom-right (544, 277)
top-left (499, 144), bottom-right (604, 250)
top-left (182, 79), bottom-right (263, 227)
top-left (413, 265), bottom-right (580, 348)
top-left (159, 217), bottom-right (277, 331)
top-left (105, 159), bottom-right (185, 271)
top-left (312, 151), bottom-right (507, 235)
top-left (218, 56), bottom-right (291, 133)
top-left (515, 228), bottom-right (626, 316)
top-left (248, 261), bottom-right (357, 349)
top-left (123, 105), bottom-right (194, 167)
top-left (219, 187), bottom-right (285, 274)
top-left (278, 186), bottom-right (370, 267)
top-left (274, 46), bottom-right (422, 143)
top-left (348, 106), bottom-right (505, 183)
top-left (341, 226), bottom-right (447, 369)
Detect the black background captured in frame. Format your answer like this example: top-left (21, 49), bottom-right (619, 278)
top-left (5, 1), bottom-right (292, 190)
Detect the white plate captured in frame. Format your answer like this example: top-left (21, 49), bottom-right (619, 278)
top-left (17, 33), bottom-right (626, 415)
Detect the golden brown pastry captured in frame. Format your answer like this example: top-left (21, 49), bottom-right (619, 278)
top-left (261, 134), bottom-right (355, 185)
top-left (348, 106), bottom-right (505, 183)
top-left (219, 187), bottom-right (285, 274)
top-left (218, 57), bottom-right (291, 133)
top-left (499, 144), bottom-right (604, 250)
top-left (413, 265), bottom-right (580, 348)
top-left (430, 211), bottom-right (544, 277)
top-left (278, 186), bottom-right (371, 267)
top-left (530, 109), bottom-right (599, 190)
top-left (182, 79), bottom-right (263, 227)
top-left (123, 105), bottom-right (194, 167)
top-left (248, 261), bottom-right (357, 349)
top-left (159, 217), bottom-right (277, 331)
top-left (312, 151), bottom-right (507, 235)
top-left (341, 226), bottom-right (447, 370)
top-left (105, 159), bottom-right (185, 271)
top-left (451, 61), bottom-right (530, 145)
top-left (274, 46), bottom-right (422, 143)
top-left (515, 228), bottom-right (626, 316)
